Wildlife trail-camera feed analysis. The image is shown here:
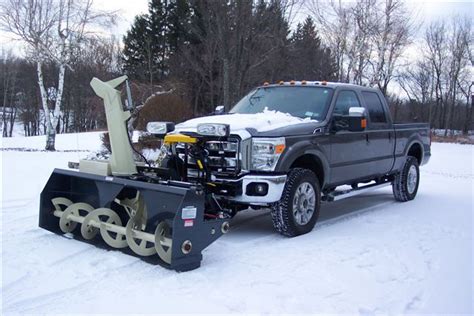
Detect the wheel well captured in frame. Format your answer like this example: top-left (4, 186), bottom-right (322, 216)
top-left (407, 143), bottom-right (422, 164)
top-left (290, 154), bottom-right (324, 187)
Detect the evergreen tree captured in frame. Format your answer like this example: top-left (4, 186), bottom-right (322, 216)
top-left (290, 17), bottom-right (338, 81)
top-left (123, 0), bottom-right (192, 85)
top-left (122, 15), bottom-right (155, 83)
top-left (166, 0), bottom-right (191, 53)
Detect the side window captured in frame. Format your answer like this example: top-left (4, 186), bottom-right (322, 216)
top-left (362, 91), bottom-right (387, 123)
top-left (333, 91), bottom-right (361, 115)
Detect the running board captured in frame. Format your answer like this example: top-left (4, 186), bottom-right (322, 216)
top-left (323, 181), bottom-right (392, 202)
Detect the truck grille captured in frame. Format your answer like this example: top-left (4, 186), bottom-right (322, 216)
top-left (176, 137), bottom-right (240, 179)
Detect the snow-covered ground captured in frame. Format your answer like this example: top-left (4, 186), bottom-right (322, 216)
top-left (1, 133), bottom-right (473, 314)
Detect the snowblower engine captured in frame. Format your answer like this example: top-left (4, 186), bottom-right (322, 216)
top-left (39, 76), bottom-right (231, 272)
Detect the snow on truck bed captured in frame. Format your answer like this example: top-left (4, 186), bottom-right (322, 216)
top-left (1, 132), bottom-right (473, 314)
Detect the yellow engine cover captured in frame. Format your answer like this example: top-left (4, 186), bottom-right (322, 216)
top-left (164, 134), bottom-right (198, 144)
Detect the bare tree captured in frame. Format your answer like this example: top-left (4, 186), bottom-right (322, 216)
top-left (0, 0), bottom-right (115, 150)
top-left (307, 0), bottom-right (352, 82)
top-left (397, 15), bottom-right (472, 131)
top-left (308, 0), bottom-right (412, 94)
top-left (180, 0), bottom-right (297, 112)
top-left (398, 60), bottom-right (432, 122)
top-left (444, 16), bottom-right (471, 135)
top-left (1, 49), bottom-right (20, 137)
top-left (213, 0), bottom-right (298, 110)
top-left (369, 0), bottom-right (413, 95)
top-left (423, 17), bottom-right (472, 134)
top-left (424, 21), bottom-right (447, 128)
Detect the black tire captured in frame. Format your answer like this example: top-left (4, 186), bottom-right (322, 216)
top-left (392, 156), bottom-right (420, 202)
top-left (271, 168), bottom-right (321, 237)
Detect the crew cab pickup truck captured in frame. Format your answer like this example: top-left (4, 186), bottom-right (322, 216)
top-left (150, 81), bottom-right (431, 237)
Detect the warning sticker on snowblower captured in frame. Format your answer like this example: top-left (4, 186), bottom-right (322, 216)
top-left (181, 206), bottom-right (197, 219)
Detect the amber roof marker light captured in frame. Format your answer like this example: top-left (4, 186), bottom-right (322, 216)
top-left (279, 80), bottom-right (284, 85)
top-left (263, 82), bottom-right (269, 86)
top-left (301, 80), bottom-right (307, 85)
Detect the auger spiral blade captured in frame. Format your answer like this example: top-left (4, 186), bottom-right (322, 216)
top-left (58, 202), bottom-right (94, 233)
top-left (125, 219), bottom-right (157, 256)
top-left (100, 221), bottom-right (128, 249)
top-left (154, 221), bottom-right (173, 264)
top-left (80, 208), bottom-right (123, 243)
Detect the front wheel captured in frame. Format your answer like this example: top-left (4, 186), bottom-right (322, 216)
top-left (392, 156), bottom-right (420, 202)
top-left (271, 168), bottom-right (321, 237)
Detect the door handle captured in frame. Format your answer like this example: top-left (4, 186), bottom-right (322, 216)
top-left (365, 133), bottom-right (369, 143)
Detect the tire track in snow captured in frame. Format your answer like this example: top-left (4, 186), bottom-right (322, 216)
top-left (210, 198), bottom-right (397, 270)
top-left (2, 250), bottom-right (147, 314)
top-left (1, 198), bottom-right (36, 211)
top-left (3, 281), bottom-right (91, 314)
top-left (316, 200), bottom-right (395, 229)
top-left (223, 198), bottom-right (395, 251)
top-left (423, 170), bottom-right (473, 180)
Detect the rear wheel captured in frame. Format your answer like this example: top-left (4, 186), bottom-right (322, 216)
top-left (392, 156), bottom-right (420, 202)
top-left (271, 168), bottom-right (321, 237)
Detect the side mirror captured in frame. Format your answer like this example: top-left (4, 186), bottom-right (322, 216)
top-left (348, 107), bottom-right (367, 132)
top-left (214, 105), bottom-right (225, 115)
top-left (146, 121), bottom-right (175, 137)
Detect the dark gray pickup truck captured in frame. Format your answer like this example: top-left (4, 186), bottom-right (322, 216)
top-left (155, 81), bottom-right (431, 237)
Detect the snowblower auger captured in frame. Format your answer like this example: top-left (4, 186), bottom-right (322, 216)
top-left (39, 169), bottom-right (228, 271)
top-left (39, 76), bottom-right (230, 272)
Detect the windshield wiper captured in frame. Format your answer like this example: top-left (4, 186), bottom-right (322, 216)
top-left (248, 89), bottom-right (262, 107)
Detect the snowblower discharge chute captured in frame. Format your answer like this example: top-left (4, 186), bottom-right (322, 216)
top-left (39, 76), bottom-right (230, 272)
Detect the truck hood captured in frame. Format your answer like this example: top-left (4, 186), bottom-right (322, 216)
top-left (175, 109), bottom-right (318, 139)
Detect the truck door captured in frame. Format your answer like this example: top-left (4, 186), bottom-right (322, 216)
top-left (329, 90), bottom-right (372, 185)
top-left (360, 91), bottom-right (394, 176)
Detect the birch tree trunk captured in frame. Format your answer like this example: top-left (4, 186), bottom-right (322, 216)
top-left (2, 68), bottom-right (9, 137)
top-left (36, 61), bottom-right (56, 150)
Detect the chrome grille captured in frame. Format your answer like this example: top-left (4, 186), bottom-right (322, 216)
top-left (176, 137), bottom-right (240, 179)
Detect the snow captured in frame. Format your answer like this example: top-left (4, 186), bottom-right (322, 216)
top-left (1, 133), bottom-right (473, 314)
top-left (176, 108), bottom-right (316, 139)
top-left (1, 131), bottom-right (104, 152)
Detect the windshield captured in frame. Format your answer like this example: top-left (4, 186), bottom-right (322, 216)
top-left (229, 86), bottom-right (334, 120)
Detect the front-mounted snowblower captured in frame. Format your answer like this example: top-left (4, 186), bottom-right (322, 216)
top-left (39, 76), bottom-right (231, 272)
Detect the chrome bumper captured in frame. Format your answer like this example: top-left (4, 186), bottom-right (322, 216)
top-left (220, 174), bottom-right (287, 204)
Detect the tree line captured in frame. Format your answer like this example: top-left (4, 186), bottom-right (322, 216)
top-left (122, 0), bottom-right (337, 114)
top-left (1, 0), bottom-right (472, 149)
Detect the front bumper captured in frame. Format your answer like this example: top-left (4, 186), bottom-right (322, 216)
top-left (216, 174), bottom-right (287, 204)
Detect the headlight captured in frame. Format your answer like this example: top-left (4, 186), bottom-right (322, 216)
top-left (197, 123), bottom-right (230, 137)
top-left (251, 137), bottom-right (285, 171)
top-left (146, 121), bottom-right (175, 136)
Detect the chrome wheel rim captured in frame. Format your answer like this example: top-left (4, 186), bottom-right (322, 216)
top-left (292, 182), bottom-right (316, 225)
top-left (407, 165), bottom-right (418, 194)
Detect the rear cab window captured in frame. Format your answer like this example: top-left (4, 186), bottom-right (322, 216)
top-left (361, 91), bottom-right (389, 127)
